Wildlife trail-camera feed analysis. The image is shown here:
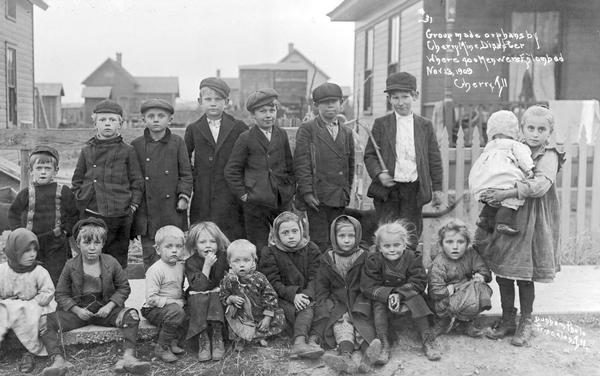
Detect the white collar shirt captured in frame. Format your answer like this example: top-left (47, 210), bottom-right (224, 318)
top-left (393, 112), bottom-right (418, 182)
top-left (208, 118), bottom-right (221, 142)
top-left (259, 127), bottom-right (272, 142)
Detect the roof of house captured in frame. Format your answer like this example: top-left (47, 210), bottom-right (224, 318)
top-left (82, 86), bottom-right (112, 98)
top-left (81, 58), bottom-right (137, 86)
top-left (239, 62), bottom-right (308, 71)
top-left (279, 48), bottom-right (330, 80)
top-left (36, 83), bottom-right (64, 97)
top-left (29, 0), bottom-right (48, 10)
top-left (328, 0), bottom-right (395, 21)
top-left (135, 77), bottom-right (179, 96)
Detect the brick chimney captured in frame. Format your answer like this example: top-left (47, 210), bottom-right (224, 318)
top-left (216, 69), bottom-right (221, 78)
top-left (116, 52), bottom-right (122, 66)
top-left (288, 43), bottom-right (294, 54)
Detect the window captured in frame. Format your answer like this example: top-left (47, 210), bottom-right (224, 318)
top-left (6, 46), bottom-right (17, 127)
top-left (387, 15), bottom-right (400, 110)
top-left (6, 0), bottom-right (16, 20)
top-left (363, 28), bottom-right (374, 114)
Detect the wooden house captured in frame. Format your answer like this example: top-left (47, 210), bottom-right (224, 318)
top-left (279, 43), bottom-right (330, 97)
top-left (81, 52), bottom-right (179, 126)
top-left (35, 82), bottom-right (63, 128)
top-left (0, 0), bottom-right (47, 129)
top-left (328, 0), bottom-right (600, 144)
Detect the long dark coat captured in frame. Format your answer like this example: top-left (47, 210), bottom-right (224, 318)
top-left (364, 113), bottom-right (442, 207)
top-left (184, 113), bottom-right (248, 239)
top-left (224, 126), bottom-right (295, 209)
top-left (313, 249), bottom-right (375, 348)
top-left (131, 128), bottom-right (193, 238)
top-left (294, 117), bottom-right (355, 207)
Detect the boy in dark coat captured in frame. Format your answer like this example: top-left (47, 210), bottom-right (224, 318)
top-left (361, 221), bottom-right (442, 363)
top-left (364, 72), bottom-right (443, 248)
top-left (294, 83), bottom-right (355, 252)
top-left (8, 145), bottom-right (78, 285)
top-left (224, 89), bottom-right (295, 254)
top-left (314, 215), bottom-right (381, 374)
top-left (71, 100), bottom-right (144, 268)
top-left (131, 98), bottom-right (193, 271)
top-left (185, 77), bottom-right (248, 240)
top-left (258, 211), bottom-right (323, 358)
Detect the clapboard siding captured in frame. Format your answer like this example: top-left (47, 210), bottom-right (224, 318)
top-left (400, 1), bottom-right (423, 113)
top-left (0, 0), bottom-right (35, 128)
top-left (371, 19), bottom-right (389, 117)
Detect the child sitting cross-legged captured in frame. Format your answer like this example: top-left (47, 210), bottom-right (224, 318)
top-left (219, 239), bottom-right (285, 351)
top-left (361, 220), bottom-right (442, 363)
top-left (0, 229), bottom-right (56, 374)
top-left (184, 222), bottom-right (229, 362)
top-left (258, 211), bottom-right (324, 358)
top-left (428, 219), bottom-right (492, 337)
top-left (40, 218), bottom-right (149, 375)
top-left (141, 225), bottom-right (187, 363)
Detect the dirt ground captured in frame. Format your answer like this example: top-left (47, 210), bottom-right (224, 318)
top-left (1, 316), bottom-right (598, 376)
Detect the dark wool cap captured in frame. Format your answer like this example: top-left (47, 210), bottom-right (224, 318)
top-left (93, 99), bottom-right (123, 116)
top-left (246, 88), bottom-right (279, 112)
top-left (72, 217), bottom-right (108, 239)
top-left (384, 72), bottom-right (417, 93)
top-left (199, 77), bottom-right (230, 99)
top-left (312, 83), bottom-right (343, 103)
top-left (140, 98), bottom-right (174, 114)
top-left (30, 145), bottom-right (59, 163)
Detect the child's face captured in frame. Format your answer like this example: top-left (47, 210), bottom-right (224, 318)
top-left (31, 160), bottom-right (57, 185)
top-left (388, 91), bottom-right (417, 116)
top-left (157, 236), bottom-right (184, 265)
top-left (229, 249), bottom-right (255, 277)
top-left (79, 236), bottom-right (104, 263)
top-left (278, 220), bottom-right (301, 248)
top-left (316, 99), bottom-right (342, 123)
top-left (441, 230), bottom-right (468, 260)
top-left (196, 230), bottom-right (217, 258)
top-left (19, 244), bottom-right (37, 267)
top-left (94, 112), bottom-right (122, 139)
top-left (252, 105), bottom-right (277, 130)
top-left (198, 89), bottom-right (227, 120)
top-left (143, 109), bottom-right (171, 136)
top-left (522, 115), bottom-right (552, 148)
top-left (378, 232), bottom-right (406, 261)
top-left (336, 225), bottom-right (356, 253)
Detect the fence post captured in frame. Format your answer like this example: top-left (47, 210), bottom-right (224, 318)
top-left (576, 128), bottom-right (588, 245)
top-left (455, 127), bottom-right (465, 216)
top-left (469, 127), bottom-right (481, 224)
top-left (19, 149), bottom-right (30, 190)
top-left (592, 128), bottom-right (600, 241)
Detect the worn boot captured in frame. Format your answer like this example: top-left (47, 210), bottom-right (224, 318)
top-left (463, 321), bottom-right (485, 338)
top-left (374, 335), bottom-right (391, 366)
top-left (511, 316), bottom-right (534, 347)
top-left (114, 348), bottom-right (151, 374)
top-left (364, 338), bottom-right (382, 365)
top-left (170, 340), bottom-right (185, 355)
top-left (211, 323), bottom-right (225, 360)
top-left (304, 335), bottom-right (325, 358)
top-left (432, 316), bottom-right (455, 336)
top-left (322, 351), bottom-right (358, 374)
top-left (486, 308), bottom-right (517, 340)
top-left (155, 343), bottom-right (178, 363)
top-left (41, 354), bottom-right (72, 376)
top-left (422, 330), bottom-right (442, 361)
top-left (197, 331), bottom-right (212, 362)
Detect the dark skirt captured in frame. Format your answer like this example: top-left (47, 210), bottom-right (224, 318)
top-left (185, 291), bottom-right (224, 339)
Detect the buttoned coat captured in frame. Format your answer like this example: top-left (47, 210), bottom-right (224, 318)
top-left (225, 126), bottom-right (295, 209)
top-left (294, 117), bottom-right (355, 207)
top-left (131, 128), bottom-right (193, 238)
top-left (184, 113), bottom-right (248, 237)
top-left (364, 113), bottom-right (442, 207)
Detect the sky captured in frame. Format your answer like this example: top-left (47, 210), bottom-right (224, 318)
top-left (34, 0), bottom-right (355, 103)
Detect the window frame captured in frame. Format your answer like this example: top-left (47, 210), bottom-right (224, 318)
top-left (6, 0), bottom-right (17, 21)
top-left (6, 45), bottom-right (17, 127)
top-left (363, 28), bottom-right (374, 114)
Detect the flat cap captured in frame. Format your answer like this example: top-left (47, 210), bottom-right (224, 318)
top-left (140, 98), bottom-right (174, 114)
top-left (30, 145), bottom-right (59, 163)
top-left (246, 88), bottom-right (279, 112)
top-left (312, 83), bottom-right (343, 103)
top-left (199, 77), bottom-right (230, 99)
top-left (93, 99), bottom-right (123, 116)
top-left (72, 217), bottom-right (108, 239)
top-left (384, 72), bottom-right (417, 93)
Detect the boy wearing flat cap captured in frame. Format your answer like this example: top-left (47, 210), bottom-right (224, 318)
top-left (185, 77), bottom-right (248, 241)
top-left (72, 99), bottom-right (144, 269)
top-left (8, 145), bottom-right (79, 285)
top-left (364, 72), bottom-right (443, 248)
top-left (225, 89), bottom-right (295, 254)
top-left (131, 98), bottom-right (193, 271)
top-left (294, 82), bottom-right (355, 252)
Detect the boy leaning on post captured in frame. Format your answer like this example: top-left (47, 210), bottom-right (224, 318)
top-left (71, 99), bottom-right (144, 269)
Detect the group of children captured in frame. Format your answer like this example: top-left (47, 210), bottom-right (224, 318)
top-left (0, 69), bottom-right (562, 374)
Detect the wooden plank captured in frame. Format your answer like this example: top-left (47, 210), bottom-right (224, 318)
top-left (440, 127), bottom-right (450, 194)
top-left (455, 127), bottom-right (465, 216)
top-left (469, 127), bottom-right (482, 223)
top-left (592, 129), bottom-right (600, 238)
top-left (560, 136), bottom-right (573, 253)
top-left (576, 128), bottom-right (588, 238)
top-left (19, 149), bottom-right (29, 190)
